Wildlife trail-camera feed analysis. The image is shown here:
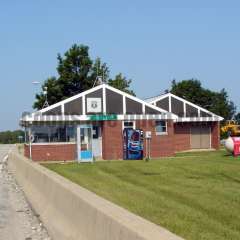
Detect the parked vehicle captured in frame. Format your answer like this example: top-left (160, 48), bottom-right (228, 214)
top-left (221, 120), bottom-right (240, 137)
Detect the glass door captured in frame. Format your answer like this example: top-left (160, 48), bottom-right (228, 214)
top-left (77, 125), bottom-right (93, 162)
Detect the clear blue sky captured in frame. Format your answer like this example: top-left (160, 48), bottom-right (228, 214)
top-left (0, 0), bottom-right (239, 131)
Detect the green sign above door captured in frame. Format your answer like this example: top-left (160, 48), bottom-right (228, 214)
top-left (89, 114), bottom-right (118, 121)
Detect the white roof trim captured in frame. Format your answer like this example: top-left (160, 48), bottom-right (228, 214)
top-left (35, 84), bottom-right (104, 115)
top-left (175, 117), bottom-right (222, 122)
top-left (21, 114), bottom-right (173, 123)
top-left (147, 92), bottom-right (224, 121)
top-left (27, 84), bottom-right (178, 121)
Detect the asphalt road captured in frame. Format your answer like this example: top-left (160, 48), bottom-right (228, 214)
top-left (0, 144), bottom-right (50, 240)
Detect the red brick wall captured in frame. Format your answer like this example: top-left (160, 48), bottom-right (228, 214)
top-left (102, 120), bottom-right (176, 160)
top-left (174, 123), bottom-right (191, 152)
top-left (23, 121), bottom-right (220, 161)
top-left (102, 121), bottom-right (123, 160)
top-left (136, 120), bottom-right (175, 158)
top-left (173, 122), bottom-right (220, 152)
top-left (24, 143), bottom-right (76, 161)
top-left (24, 144), bottom-right (30, 159)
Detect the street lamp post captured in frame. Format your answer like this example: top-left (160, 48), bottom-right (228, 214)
top-left (32, 81), bottom-right (49, 109)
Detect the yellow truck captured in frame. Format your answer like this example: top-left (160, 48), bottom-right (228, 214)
top-left (221, 120), bottom-right (240, 137)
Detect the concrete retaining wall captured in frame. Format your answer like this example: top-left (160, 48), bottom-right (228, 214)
top-left (8, 150), bottom-right (184, 240)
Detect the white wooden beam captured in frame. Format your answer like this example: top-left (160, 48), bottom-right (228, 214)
top-left (102, 84), bottom-right (106, 114)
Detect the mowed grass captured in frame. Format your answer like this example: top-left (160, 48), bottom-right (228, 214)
top-left (43, 151), bottom-right (240, 240)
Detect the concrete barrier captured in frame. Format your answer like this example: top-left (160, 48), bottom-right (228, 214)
top-left (8, 150), bottom-right (184, 240)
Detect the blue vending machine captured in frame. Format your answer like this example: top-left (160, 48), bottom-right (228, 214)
top-left (123, 128), bottom-right (144, 160)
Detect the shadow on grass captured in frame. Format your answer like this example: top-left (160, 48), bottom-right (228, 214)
top-left (220, 173), bottom-right (240, 184)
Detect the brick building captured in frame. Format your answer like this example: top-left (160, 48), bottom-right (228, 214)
top-left (146, 92), bottom-right (223, 152)
top-left (21, 84), bottom-right (223, 161)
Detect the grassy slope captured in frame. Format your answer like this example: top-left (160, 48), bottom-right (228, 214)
top-left (43, 151), bottom-right (240, 240)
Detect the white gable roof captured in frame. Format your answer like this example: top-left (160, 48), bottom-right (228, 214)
top-left (21, 84), bottom-right (178, 123)
top-left (146, 92), bottom-right (224, 122)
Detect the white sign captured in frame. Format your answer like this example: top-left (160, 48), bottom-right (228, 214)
top-left (30, 134), bottom-right (35, 143)
top-left (87, 98), bottom-right (102, 113)
top-left (145, 131), bottom-right (152, 139)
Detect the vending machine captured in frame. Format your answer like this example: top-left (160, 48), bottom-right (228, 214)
top-left (123, 128), bottom-right (144, 160)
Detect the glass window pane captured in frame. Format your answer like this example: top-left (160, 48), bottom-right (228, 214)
top-left (155, 121), bottom-right (167, 133)
top-left (31, 125), bottom-right (76, 143)
top-left (66, 126), bottom-right (76, 142)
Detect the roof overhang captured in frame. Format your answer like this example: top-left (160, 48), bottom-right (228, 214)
top-left (20, 113), bottom-right (176, 126)
top-left (174, 117), bottom-right (223, 122)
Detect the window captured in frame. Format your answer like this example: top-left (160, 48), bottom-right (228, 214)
top-left (155, 121), bottom-right (167, 135)
top-left (66, 126), bottom-right (76, 142)
top-left (31, 125), bottom-right (76, 143)
top-left (92, 126), bottom-right (101, 139)
top-left (122, 121), bottom-right (136, 130)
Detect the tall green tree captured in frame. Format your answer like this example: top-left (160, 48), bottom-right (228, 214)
top-left (170, 79), bottom-right (236, 119)
top-left (33, 44), bottom-right (135, 109)
top-left (57, 44), bottom-right (93, 97)
top-left (89, 57), bottom-right (110, 84)
top-left (108, 73), bottom-right (136, 96)
top-left (210, 89), bottom-right (236, 120)
top-left (33, 77), bottom-right (61, 109)
top-left (235, 112), bottom-right (240, 123)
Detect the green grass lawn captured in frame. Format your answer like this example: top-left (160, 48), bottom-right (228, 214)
top-left (43, 150), bottom-right (240, 240)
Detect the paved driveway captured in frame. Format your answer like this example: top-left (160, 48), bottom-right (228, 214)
top-left (0, 144), bottom-right (50, 240)
top-left (0, 144), bottom-right (12, 162)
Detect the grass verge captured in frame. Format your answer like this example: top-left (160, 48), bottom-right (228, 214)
top-left (43, 150), bottom-right (240, 240)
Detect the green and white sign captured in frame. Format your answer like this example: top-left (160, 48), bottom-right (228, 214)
top-left (89, 114), bottom-right (118, 121)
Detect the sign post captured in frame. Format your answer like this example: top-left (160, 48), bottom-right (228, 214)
top-left (29, 129), bottom-right (34, 160)
top-left (145, 131), bottom-right (152, 161)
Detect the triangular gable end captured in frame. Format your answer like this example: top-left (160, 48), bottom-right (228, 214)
top-left (104, 85), bottom-right (176, 117)
top-left (25, 84), bottom-right (177, 121)
top-left (146, 92), bottom-right (224, 121)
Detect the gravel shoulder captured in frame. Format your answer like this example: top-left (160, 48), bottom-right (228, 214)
top-left (0, 145), bottom-right (50, 240)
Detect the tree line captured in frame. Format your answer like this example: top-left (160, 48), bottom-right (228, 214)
top-left (0, 130), bottom-right (24, 144)
top-left (170, 79), bottom-right (237, 120)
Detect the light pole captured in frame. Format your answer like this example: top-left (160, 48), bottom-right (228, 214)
top-left (42, 86), bottom-right (49, 108)
top-left (32, 81), bottom-right (49, 109)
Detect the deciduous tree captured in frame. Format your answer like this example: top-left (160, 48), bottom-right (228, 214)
top-left (33, 44), bottom-right (135, 109)
top-left (170, 79), bottom-right (236, 119)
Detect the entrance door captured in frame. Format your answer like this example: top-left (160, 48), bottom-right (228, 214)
top-left (191, 126), bottom-right (211, 149)
top-left (201, 127), bottom-right (211, 149)
top-left (77, 125), bottom-right (93, 162)
top-left (191, 126), bottom-right (202, 149)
